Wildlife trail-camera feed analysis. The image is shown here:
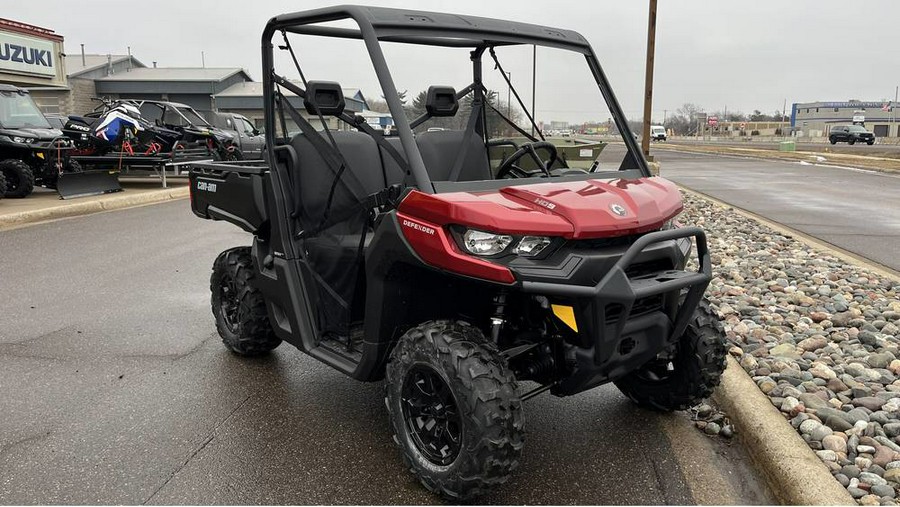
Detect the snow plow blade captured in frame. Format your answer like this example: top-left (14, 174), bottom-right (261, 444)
top-left (55, 171), bottom-right (122, 200)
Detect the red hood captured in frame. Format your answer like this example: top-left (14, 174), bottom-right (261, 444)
top-left (397, 177), bottom-right (682, 239)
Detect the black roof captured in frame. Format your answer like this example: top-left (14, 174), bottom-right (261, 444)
top-left (270, 5), bottom-right (592, 52)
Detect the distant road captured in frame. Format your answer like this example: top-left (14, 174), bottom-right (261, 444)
top-left (653, 149), bottom-right (900, 271)
top-left (666, 138), bottom-right (900, 159)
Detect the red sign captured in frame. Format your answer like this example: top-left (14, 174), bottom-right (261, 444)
top-left (707, 116), bottom-right (718, 126)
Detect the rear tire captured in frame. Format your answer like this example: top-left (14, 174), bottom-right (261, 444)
top-left (0, 159), bottom-right (35, 198)
top-left (867, 140), bottom-right (874, 145)
top-left (0, 171), bottom-right (5, 200)
top-left (210, 247), bottom-right (281, 356)
top-left (385, 320), bottom-right (524, 500)
top-left (830, 138), bottom-right (837, 145)
top-left (614, 298), bottom-right (726, 412)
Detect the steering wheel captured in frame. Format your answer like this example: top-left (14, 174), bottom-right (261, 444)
top-left (496, 141), bottom-right (559, 179)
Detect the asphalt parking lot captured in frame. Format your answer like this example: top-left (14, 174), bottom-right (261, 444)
top-left (0, 200), bottom-right (769, 505)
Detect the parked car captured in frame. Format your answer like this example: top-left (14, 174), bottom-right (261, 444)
top-left (201, 111), bottom-right (266, 159)
top-left (829, 125), bottom-right (875, 145)
top-left (651, 125), bottom-right (667, 141)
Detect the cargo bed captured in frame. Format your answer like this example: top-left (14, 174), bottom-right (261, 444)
top-left (188, 160), bottom-right (270, 233)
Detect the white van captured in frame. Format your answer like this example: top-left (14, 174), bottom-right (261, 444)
top-left (650, 125), bottom-right (667, 141)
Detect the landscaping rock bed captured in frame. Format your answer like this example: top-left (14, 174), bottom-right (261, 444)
top-left (683, 193), bottom-right (900, 505)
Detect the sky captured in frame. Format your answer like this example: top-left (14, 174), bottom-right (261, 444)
top-left (11, 0), bottom-right (900, 124)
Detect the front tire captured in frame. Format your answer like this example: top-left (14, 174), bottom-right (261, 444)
top-left (0, 159), bottom-right (35, 198)
top-left (848, 138), bottom-right (856, 145)
top-left (614, 299), bottom-right (726, 411)
top-left (385, 321), bottom-right (524, 500)
top-left (210, 247), bottom-right (281, 356)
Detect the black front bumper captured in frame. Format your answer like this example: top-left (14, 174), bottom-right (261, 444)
top-left (520, 227), bottom-right (712, 395)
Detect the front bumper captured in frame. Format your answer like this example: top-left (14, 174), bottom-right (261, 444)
top-left (520, 227), bottom-right (712, 395)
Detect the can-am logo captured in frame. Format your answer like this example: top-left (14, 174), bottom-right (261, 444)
top-left (402, 219), bottom-right (435, 235)
top-left (610, 203), bottom-right (627, 216)
top-left (534, 197), bottom-right (556, 210)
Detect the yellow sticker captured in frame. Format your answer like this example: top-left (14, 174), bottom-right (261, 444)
top-left (551, 304), bottom-right (578, 332)
top-left (36, 152), bottom-right (45, 159)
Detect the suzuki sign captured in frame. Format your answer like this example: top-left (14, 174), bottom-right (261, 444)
top-left (0, 31), bottom-right (55, 77)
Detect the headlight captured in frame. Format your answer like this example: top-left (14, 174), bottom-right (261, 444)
top-left (11, 136), bottom-right (33, 144)
top-left (661, 215), bottom-right (681, 230)
top-left (514, 236), bottom-right (552, 257)
top-left (462, 229), bottom-right (513, 256)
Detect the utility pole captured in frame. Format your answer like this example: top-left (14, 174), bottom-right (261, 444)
top-left (891, 86), bottom-right (900, 137)
top-left (781, 98), bottom-right (786, 140)
top-left (641, 0), bottom-right (658, 157)
top-left (531, 45), bottom-right (537, 136)
top-left (506, 71), bottom-right (511, 117)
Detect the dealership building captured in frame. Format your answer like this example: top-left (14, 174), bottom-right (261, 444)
top-left (792, 100), bottom-right (898, 138)
top-left (2, 16), bottom-right (377, 132)
top-left (0, 18), bottom-right (69, 111)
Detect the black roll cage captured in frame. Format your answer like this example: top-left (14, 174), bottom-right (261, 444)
top-left (261, 5), bottom-right (649, 182)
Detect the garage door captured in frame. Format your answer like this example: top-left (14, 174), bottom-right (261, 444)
top-left (874, 125), bottom-right (888, 137)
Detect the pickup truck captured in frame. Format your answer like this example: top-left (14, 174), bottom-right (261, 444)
top-left (829, 125), bottom-right (875, 145)
top-left (201, 111), bottom-right (265, 159)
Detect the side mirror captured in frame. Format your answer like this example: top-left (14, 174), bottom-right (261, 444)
top-left (252, 128), bottom-right (261, 136)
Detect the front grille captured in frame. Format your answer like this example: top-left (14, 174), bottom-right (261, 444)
top-left (626, 258), bottom-right (674, 278)
top-left (605, 295), bottom-right (664, 322)
top-left (571, 232), bottom-right (645, 250)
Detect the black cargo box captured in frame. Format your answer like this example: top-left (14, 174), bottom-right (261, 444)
top-left (188, 161), bottom-right (269, 233)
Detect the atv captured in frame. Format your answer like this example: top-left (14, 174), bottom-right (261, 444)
top-left (0, 85), bottom-right (121, 199)
top-left (189, 6), bottom-right (726, 500)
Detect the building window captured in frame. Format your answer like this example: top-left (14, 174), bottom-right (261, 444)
top-left (33, 96), bottom-right (60, 115)
top-left (816, 108), bottom-right (819, 113)
top-left (806, 108), bottom-right (810, 113)
top-left (834, 107), bottom-right (839, 112)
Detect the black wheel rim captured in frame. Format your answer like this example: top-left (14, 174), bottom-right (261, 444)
top-left (6, 172), bottom-right (19, 191)
top-left (218, 274), bottom-right (240, 333)
top-left (401, 364), bottom-right (462, 466)
top-left (634, 357), bottom-right (676, 383)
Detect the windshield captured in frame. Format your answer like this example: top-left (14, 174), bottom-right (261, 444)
top-left (849, 126), bottom-right (868, 133)
top-left (177, 107), bottom-right (211, 127)
top-left (0, 90), bottom-right (51, 129)
top-left (271, 30), bottom-right (645, 194)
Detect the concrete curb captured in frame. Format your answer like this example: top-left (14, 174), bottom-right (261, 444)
top-left (714, 356), bottom-right (856, 505)
top-left (0, 186), bottom-right (189, 230)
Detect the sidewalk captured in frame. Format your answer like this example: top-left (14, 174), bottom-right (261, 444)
top-left (0, 178), bottom-right (189, 230)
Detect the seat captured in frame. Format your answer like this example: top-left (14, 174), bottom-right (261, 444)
top-left (290, 130), bottom-right (385, 230)
top-left (290, 131), bottom-right (384, 326)
top-left (415, 129), bottom-right (492, 182)
top-left (379, 136), bottom-right (412, 187)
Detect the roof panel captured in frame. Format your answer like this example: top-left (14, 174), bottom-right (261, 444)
top-left (272, 5), bottom-right (591, 52)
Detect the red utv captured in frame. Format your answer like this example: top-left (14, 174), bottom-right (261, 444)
top-left (189, 6), bottom-right (726, 500)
